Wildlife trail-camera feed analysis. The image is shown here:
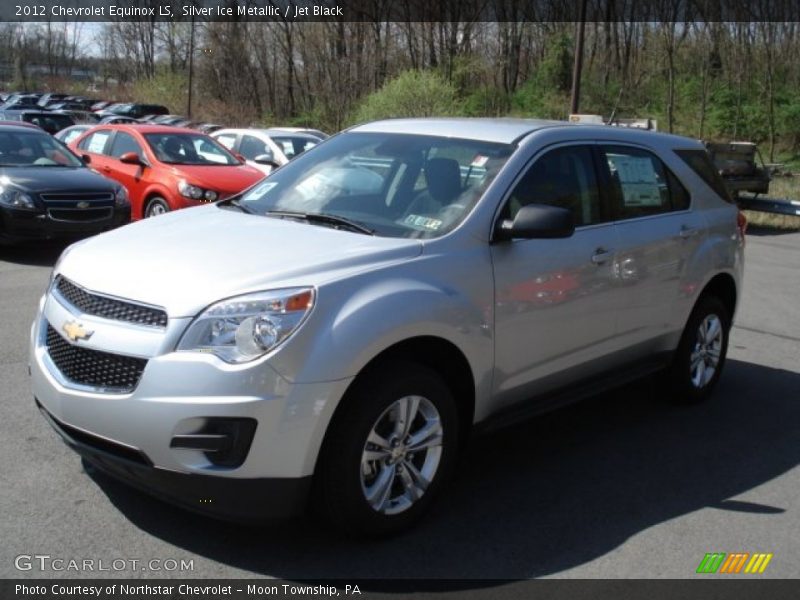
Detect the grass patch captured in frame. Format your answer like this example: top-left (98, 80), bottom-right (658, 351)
top-left (743, 210), bottom-right (800, 231)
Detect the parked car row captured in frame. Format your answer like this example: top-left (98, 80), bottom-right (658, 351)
top-left (0, 88), bottom-right (333, 245)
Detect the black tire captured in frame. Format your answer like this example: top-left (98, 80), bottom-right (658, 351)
top-left (144, 197), bottom-right (170, 218)
top-left (665, 295), bottom-right (731, 405)
top-left (315, 361), bottom-right (459, 537)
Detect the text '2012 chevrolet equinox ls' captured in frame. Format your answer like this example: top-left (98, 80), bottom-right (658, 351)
top-left (31, 118), bottom-right (744, 536)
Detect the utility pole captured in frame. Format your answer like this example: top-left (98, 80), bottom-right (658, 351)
top-left (186, 15), bottom-right (195, 118)
top-left (569, 0), bottom-right (588, 115)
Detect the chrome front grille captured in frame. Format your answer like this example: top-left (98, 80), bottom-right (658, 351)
top-left (55, 276), bottom-right (168, 328)
top-left (45, 323), bottom-right (147, 392)
top-left (40, 192), bottom-right (114, 204)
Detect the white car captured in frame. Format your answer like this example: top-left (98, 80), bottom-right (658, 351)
top-left (211, 128), bottom-right (321, 175)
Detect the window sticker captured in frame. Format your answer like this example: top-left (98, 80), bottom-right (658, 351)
top-left (471, 155), bottom-right (489, 168)
top-left (403, 214), bottom-right (443, 230)
top-left (246, 181), bottom-right (278, 200)
top-left (87, 132), bottom-right (109, 154)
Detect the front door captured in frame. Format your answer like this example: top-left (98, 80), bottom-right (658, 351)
top-left (490, 144), bottom-right (623, 408)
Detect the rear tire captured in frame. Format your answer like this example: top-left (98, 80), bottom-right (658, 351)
top-left (315, 361), bottom-right (459, 537)
top-left (665, 295), bottom-right (731, 405)
top-left (144, 197), bottom-right (170, 218)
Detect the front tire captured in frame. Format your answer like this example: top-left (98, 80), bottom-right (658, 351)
top-left (315, 361), bottom-right (459, 537)
top-left (144, 197), bottom-right (170, 218)
top-left (665, 295), bottom-right (731, 404)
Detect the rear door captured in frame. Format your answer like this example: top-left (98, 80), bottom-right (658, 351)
top-left (490, 143), bottom-right (624, 407)
top-left (599, 144), bottom-right (703, 351)
top-left (76, 129), bottom-right (115, 178)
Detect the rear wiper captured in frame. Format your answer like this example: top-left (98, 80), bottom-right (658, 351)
top-left (265, 210), bottom-right (375, 235)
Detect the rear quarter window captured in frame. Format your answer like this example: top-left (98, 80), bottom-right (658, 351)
top-left (675, 149), bottom-right (733, 203)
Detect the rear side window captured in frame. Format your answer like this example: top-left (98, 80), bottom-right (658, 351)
top-left (79, 130), bottom-right (111, 154)
top-left (240, 134), bottom-right (271, 160)
top-left (601, 145), bottom-right (690, 219)
top-left (675, 149), bottom-right (733, 203)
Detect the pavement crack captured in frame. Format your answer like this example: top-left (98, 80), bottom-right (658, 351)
top-left (734, 324), bottom-right (800, 343)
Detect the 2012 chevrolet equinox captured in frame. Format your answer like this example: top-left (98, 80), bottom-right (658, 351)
top-left (30, 118), bottom-right (744, 535)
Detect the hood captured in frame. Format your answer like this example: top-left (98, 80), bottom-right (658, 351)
top-left (167, 164), bottom-right (264, 196)
top-left (1, 166), bottom-right (118, 194)
top-left (58, 204), bottom-right (423, 317)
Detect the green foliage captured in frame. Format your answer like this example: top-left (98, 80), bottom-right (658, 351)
top-left (462, 86), bottom-right (510, 117)
top-left (353, 70), bottom-right (463, 123)
top-left (509, 34), bottom-right (574, 119)
top-left (538, 34), bottom-right (574, 93)
top-left (131, 71), bottom-right (188, 115)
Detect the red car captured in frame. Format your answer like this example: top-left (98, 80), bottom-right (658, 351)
top-left (69, 125), bottom-right (264, 219)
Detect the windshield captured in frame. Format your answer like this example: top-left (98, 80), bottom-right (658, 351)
top-left (144, 133), bottom-right (241, 166)
top-left (0, 130), bottom-right (83, 167)
top-left (237, 132), bottom-right (513, 239)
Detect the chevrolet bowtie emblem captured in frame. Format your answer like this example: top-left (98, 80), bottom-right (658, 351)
top-left (62, 320), bottom-right (93, 342)
top-left (76, 201), bottom-right (90, 209)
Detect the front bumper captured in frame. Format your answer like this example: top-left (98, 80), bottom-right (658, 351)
top-left (30, 289), bottom-right (353, 520)
top-left (0, 205), bottom-right (130, 243)
top-left (38, 400), bottom-right (311, 521)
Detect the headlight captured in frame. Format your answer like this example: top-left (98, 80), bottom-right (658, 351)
top-left (178, 179), bottom-right (204, 200)
top-left (0, 189), bottom-right (36, 210)
top-left (204, 190), bottom-right (218, 201)
top-left (114, 186), bottom-right (129, 207)
top-left (177, 288), bottom-right (315, 364)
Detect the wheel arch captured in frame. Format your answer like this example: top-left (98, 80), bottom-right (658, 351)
top-left (698, 272), bottom-right (737, 322)
top-left (313, 335), bottom-right (476, 473)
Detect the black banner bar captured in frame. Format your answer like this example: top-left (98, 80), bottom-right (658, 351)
top-left (2, 0), bottom-right (800, 23)
top-left (3, 580), bottom-right (800, 600)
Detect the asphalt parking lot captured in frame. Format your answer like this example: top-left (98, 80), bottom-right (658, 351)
top-left (1, 229), bottom-right (798, 581)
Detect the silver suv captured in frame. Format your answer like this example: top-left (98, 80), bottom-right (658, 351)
top-left (30, 119), bottom-right (744, 536)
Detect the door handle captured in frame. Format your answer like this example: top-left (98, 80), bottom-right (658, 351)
top-left (679, 225), bottom-right (699, 239)
top-left (591, 248), bottom-right (614, 265)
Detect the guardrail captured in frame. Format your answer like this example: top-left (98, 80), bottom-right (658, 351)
top-left (738, 195), bottom-right (800, 216)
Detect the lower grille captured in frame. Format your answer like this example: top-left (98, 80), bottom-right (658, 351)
top-left (45, 323), bottom-right (147, 392)
top-left (48, 207), bottom-right (113, 222)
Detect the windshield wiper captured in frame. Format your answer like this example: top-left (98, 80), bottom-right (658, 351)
top-left (218, 197), bottom-right (253, 214)
top-left (265, 210), bottom-right (375, 235)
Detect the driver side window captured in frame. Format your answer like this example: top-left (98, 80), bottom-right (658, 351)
top-left (504, 145), bottom-right (605, 227)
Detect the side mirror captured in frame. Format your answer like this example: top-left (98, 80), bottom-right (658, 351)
top-left (81, 154), bottom-right (91, 164)
top-left (495, 204), bottom-right (575, 241)
top-left (254, 154), bottom-right (279, 168)
top-left (119, 152), bottom-right (142, 165)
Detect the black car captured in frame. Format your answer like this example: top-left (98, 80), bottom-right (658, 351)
top-left (0, 124), bottom-right (130, 244)
top-left (0, 95), bottom-right (42, 111)
top-left (97, 103), bottom-right (169, 120)
top-left (38, 92), bottom-right (70, 107)
top-left (0, 111), bottom-right (75, 134)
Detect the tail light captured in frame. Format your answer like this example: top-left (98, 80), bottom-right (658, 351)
top-left (737, 210), bottom-right (747, 244)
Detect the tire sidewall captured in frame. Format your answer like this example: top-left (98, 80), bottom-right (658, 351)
top-left (669, 295), bottom-right (731, 404)
top-left (145, 197), bottom-right (169, 218)
top-left (319, 362), bottom-right (459, 536)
